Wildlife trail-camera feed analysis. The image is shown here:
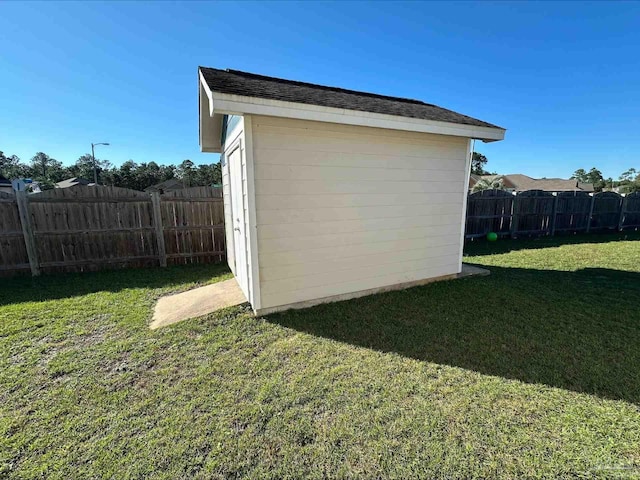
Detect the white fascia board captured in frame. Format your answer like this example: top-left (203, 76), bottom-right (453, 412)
top-left (208, 91), bottom-right (506, 142)
top-left (199, 70), bottom-right (215, 116)
top-left (201, 146), bottom-right (221, 153)
top-left (199, 71), bottom-right (223, 153)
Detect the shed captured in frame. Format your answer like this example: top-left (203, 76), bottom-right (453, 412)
top-left (198, 67), bottom-right (506, 315)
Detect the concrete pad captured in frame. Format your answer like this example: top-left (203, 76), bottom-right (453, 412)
top-left (458, 263), bottom-right (491, 278)
top-left (150, 278), bottom-right (247, 330)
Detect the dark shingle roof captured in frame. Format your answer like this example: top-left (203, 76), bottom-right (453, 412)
top-left (55, 177), bottom-right (93, 189)
top-left (199, 67), bottom-right (503, 130)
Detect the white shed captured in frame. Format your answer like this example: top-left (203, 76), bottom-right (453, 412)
top-left (198, 67), bottom-right (505, 315)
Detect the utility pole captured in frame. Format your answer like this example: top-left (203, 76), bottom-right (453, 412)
top-left (91, 142), bottom-right (110, 185)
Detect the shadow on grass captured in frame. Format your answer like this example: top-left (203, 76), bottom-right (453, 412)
top-left (265, 264), bottom-right (640, 404)
top-left (465, 231), bottom-right (640, 257)
top-left (0, 263), bottom-right (231, 307)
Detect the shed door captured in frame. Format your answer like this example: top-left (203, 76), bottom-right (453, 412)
top-left (228, 146), bottom-right (249, 297)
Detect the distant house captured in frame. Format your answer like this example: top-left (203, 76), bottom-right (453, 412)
top-left (469, 174), bottom-right (517, 191)
top-left (469, 174), bottom-right (481, 189)
top-left (0, 175), bottom-right (13, 194)
top-left (144, 178), bottom-right (185, 194)
top-left (469, 173), bottom-right (593, 192)
top-left (55, 177), bottom-right (94, 189)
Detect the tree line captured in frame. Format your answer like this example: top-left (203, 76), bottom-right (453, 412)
top-left (4, 149), bottom-right (638, 195)
top-left (0, 150), bottom-right (222, 192)
top-left (571, 167), bottom-right (640, 193)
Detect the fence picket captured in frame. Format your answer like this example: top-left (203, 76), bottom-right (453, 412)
top-left (151, 192), bottom-right (167, 267)
top-left (15, 191), bottom-right (40, 276)
top-left (586, 194), bottom-right (596, 233)
top-left (550, 193), bottom-right (559, 236)
top-left (618, 195), bottom-right (627, 231)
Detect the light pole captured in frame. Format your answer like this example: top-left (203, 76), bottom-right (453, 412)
top-left (91, 142), bottom-right (110, 185)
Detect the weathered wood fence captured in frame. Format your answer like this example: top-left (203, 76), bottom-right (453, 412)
top-left (3, 185), bottom-right (638, 277)
top-left (0, 185), bottom-right (225, 277)
top-left (466, 189), bottom-right (640, 239)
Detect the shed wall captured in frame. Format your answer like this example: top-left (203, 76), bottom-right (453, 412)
top-left (251, 115), bottom-right (470, 311)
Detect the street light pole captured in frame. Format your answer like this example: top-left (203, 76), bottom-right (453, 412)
top-left (91, 142), bottom-right (109, 185)
top-left (91, 143), bottom-right (96, 184)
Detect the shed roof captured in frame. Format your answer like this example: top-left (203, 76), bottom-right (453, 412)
top-left (200, 67), bottom-right (502, 130)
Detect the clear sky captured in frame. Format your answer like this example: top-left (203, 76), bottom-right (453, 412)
top-left (1, 1), bottom-right (638, 179)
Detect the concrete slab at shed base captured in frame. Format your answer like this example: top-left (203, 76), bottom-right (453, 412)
top-left (150, 278), bottom-right (247, 330)
top-left (255, 263), bottom-right (490, 316)
top-left (457, 263), bottom-right (491, 279)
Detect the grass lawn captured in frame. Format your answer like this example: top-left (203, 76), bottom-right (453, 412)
top-left (2, 232), bottom-right (640, 479)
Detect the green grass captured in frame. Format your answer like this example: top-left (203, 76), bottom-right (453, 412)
top-left (2, 233), bottom-right (640, 479)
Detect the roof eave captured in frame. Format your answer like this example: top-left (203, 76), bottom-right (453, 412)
top-left (199, 70), bottom-right (224, 153)
top-left (206, 89), bottom-right (505, 142)
top-left (199, 67), bottom-right (506, 145)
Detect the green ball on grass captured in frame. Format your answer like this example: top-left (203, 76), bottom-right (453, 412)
top-left (487, 232), bottom-right (498, 242)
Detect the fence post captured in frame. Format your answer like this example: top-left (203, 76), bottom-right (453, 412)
top-left (151, 192), bottom-right (167, 267)
top-left (618, 194), bottom-right (626, 231)
top-left (15, 190), bottom-right (40, 276)
top-left (586, 193), bottom-right (596, 233)
top-left (550, 192), bottom-right (559, 236)
top-left (510, 192), bottom-right (519, 238)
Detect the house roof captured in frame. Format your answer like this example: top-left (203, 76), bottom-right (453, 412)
top-left (470, 173), bottom-right (594, 192)
top-left (578, 182), bottom-right (595, 192)
top-left (469, 174), bottom-right (481, 188)
top-left (200, 67), bottom-right (503, 130)
top-left (144, 178), bottom-right (185, 193)
top-left (481, 174), bottom-right (518, 189)
top-left (505, 174), bottom-right (594, 192)
top-left (55, 177), bottom-right (94, 189)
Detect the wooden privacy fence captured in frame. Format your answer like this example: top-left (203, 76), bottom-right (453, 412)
top-left (466, 189), bottom-right (640, 239)
top-left (3, 185), bottom-right (638, 276)
top-left (0, 185), bottom-right (225, 277)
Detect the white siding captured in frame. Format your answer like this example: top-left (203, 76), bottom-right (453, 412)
top-left (251, 115), bottom-right (470, 311)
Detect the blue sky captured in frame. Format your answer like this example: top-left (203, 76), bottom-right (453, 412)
top-left (1, 1), bottom-right (638, 179)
